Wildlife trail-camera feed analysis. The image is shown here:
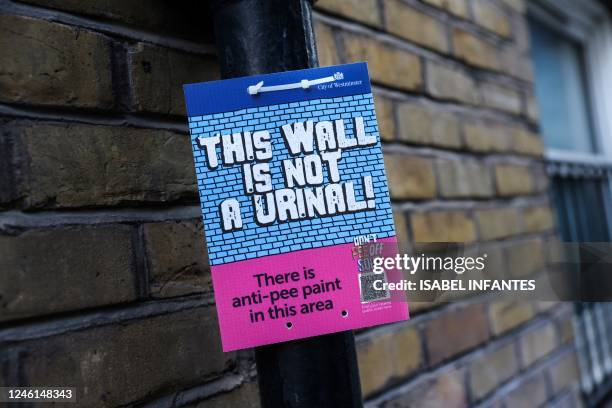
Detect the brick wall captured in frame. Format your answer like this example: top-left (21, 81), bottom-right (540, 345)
top-left (0, 1), bottom-right (258, 406)
top-left (314, 0), bottom-right (581, 406)
top-left (0, 0), bottom-right (580, 407)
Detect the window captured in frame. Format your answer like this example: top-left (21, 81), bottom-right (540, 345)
top-left (529, 1), bottom-right (612, 241)
top-left (530, 21), bottom-right (595, 153)
top-left (529, 0), bottom-right (612, 406)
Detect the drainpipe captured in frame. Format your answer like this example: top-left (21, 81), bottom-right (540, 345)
top-left (209, 0), bottom-right (363, 407)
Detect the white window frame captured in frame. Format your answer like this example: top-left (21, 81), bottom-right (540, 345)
top-left (529, 0), bottom-right (612, 162)
top-left (529, 0), bottom-right (612, 238)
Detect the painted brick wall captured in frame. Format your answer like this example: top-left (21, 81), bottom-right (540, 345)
top-left (0, 0), bottom-right (580, 407)
top-left (190, 93), bottom-right (395, 265)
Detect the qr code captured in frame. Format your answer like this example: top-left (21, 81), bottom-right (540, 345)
top-left (359, 272), bottom-right (391, 303)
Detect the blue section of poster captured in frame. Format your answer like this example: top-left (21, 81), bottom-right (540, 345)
top-left (184, 63), bottom-right (396, 266)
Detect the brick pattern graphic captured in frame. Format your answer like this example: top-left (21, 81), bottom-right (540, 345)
top-left (188, 93), bottom-right (395, 265)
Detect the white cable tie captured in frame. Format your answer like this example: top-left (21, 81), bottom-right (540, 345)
top-left (247, 75), bottom-right (336, 95)
top-left (247, 81), bottom-right (264, 95)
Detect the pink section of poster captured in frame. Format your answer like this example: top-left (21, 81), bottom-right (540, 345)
top-left (212, 237), bottom-right (408, 351)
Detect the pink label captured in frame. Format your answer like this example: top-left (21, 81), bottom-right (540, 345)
top-left (213, 237), bottom-right (408, 351)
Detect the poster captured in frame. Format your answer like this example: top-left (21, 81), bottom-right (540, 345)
top-left (184, 62), bottom-right (408, 351)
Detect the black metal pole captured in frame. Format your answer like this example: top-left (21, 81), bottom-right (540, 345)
top-left (210, 1), bottom-right (363, 407)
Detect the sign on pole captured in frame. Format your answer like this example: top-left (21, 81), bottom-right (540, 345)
top-left (184, 62), bottom-right (408, 351)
